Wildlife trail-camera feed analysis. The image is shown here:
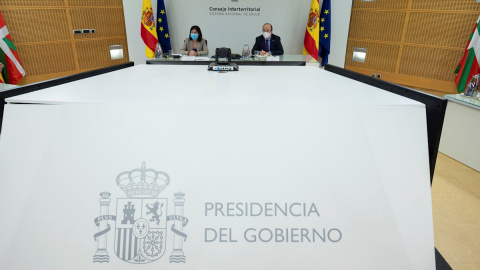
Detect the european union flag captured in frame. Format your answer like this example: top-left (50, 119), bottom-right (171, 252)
top-left (156, 0), bottom-right (171, 53)
top-left (318, 0), bottom-right (331, 67)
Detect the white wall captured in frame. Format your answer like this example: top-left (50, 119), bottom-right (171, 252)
top-left (329, 0), bottom-right (352, 67)
top-left (123, 0), bottom-right (352, 67)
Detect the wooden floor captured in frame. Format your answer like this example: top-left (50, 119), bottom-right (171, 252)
top-left (432, 152), bottom-right (480, 269)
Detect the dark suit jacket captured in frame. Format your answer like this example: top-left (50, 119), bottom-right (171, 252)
top-left (251, 34), bottom-right (284, 56)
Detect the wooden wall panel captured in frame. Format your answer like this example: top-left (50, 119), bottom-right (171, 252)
top-left (76, 38), bottom-right (129, 70)
top-left (70, 8), bottom-right (127, 39)
top-left (0, 0), bottom-right (64, 7)
top-left (345, 41), bottom-right (400, 73)
top-left (352, 0), bottom-right (409, 10)
top-left (1, 2), bottom-right (129, 85)
top-left (398, 46), bottom-right (464, 81)
top-left (68, 0), bottom-right (123, 7)
top-left (411, 0), bottom-right (480, 11)
top-left (405, 12), bottom-right (479, 47)
top-left (346, 0), bottom-right (480, 93)
top-left (348, 10), bottom-right (406, 42)
top-left (16, 43), bottom-right (76, 76)
top-left (1, 9), bottom-right (71, 43)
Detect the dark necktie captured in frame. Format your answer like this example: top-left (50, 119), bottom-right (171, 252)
top-left (265, 39), bottom-right (269, 52)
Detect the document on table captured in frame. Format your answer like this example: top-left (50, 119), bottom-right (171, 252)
top-left (180, 56), bottom-right (196, 61)
top-left (195, 56), bottom-right (210, 61)
top-left (180, 56), bottom-right (210, 61)
top-left (266, 56), bottom-right (280, 61)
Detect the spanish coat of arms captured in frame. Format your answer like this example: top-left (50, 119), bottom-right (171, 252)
top-left (92, 162), bottom-right (188, 264)
top-left (308, 8), bottom-right (320, 31)
top-left (142, 7), bottom-right (156, 30)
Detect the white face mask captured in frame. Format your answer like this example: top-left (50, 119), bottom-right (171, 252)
top-left (263, 32), bottom-right (271, 39)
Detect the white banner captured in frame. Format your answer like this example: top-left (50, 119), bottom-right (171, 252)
top-left (0, 102), bottom-right (434, 269)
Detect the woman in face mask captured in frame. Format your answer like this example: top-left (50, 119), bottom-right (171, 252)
top-left (179, 25), bottom-right (209, 56)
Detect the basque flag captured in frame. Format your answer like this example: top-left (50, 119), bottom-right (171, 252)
top-left (455, 14), bottom-right (480, 93)
top-left (156, 0), bottom-right (171, 53)
top-left (318, 0), bottom-right (331, 67)
top-left (0, 11), bottom-right (25, 84)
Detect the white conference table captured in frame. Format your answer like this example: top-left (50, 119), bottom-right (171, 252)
top-left (0, 82), bottom-right (19, 93)
top-left (7, 65), bottom-right (420, 106)
top-left (0, 65), bottom-right (435, 269)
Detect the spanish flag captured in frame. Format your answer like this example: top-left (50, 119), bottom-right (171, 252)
top-left (141, 0), bottom-right (158, 59)
top-left (0, 11), bottom-right (25, 84)
top-left (303, 0), bottom-right (320, 60)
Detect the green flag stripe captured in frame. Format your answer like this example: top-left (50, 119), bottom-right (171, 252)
top-left (457, 49), bottom-right (476, 93)
top-left (2, 37), bottom-right (16, 51)
top-left (0, 49), bottom-right (9, 83)
top-left (467, 23), bottom-right (480, 41)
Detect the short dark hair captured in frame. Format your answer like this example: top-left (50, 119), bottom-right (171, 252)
top-left (263, 23), bottom-right (272, 31)
top-left (189, 25), bottom-right (203, 42)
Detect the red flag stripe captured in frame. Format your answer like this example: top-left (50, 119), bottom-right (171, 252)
top-left (455, 22), bottom-right (478, 71)
top-left (455, 50), bottom-right (471, 86)
top-left (5, 55), bottom-right (23, 84)
top-left (304, 30), bottom-right (318, 60)
top-left (0, 12), bottom-right (5, 27)
top-left (141, 27), bottom-right (157, 52)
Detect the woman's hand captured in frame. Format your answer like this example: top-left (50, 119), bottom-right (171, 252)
top-left (188, 50), bottom-right (197, 56)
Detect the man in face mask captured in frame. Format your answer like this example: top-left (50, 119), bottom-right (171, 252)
top-left (251, 23), bottom-right (284, 56)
